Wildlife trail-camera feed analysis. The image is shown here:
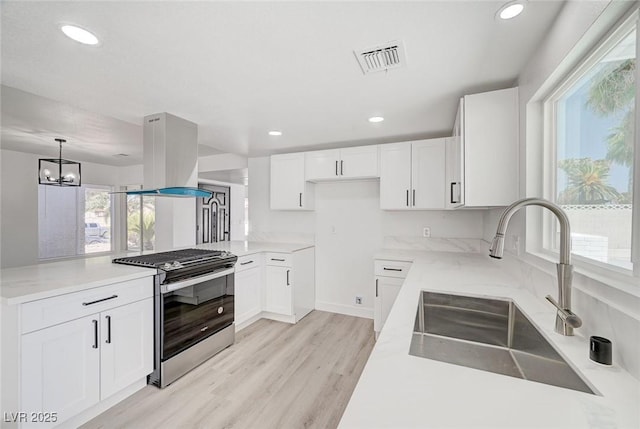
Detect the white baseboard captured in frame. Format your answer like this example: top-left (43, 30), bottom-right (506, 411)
top-left (315, 301), bottom-right (374, 319)
top-left (236, 313), bottom-right (263, 331)
top-left (261, 311), bottom-right (296, 324)
top-left (59, 378), bottom-right (147, 429)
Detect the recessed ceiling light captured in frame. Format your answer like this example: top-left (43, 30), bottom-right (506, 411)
top-left (497, 2), bottom-right (525, 20)
top-left (368, 116), bottom-right (384, 123)
top-left (268, 130), bottom-right (282, 136)
top-left (60, 25), bottom-right (99, 45)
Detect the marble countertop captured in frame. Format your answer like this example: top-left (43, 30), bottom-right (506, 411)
top-left (339, 251), bottom-right (639, 429)
top-left (0, 241), bottom-right (313, 305)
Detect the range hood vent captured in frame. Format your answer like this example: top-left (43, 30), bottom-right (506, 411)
top-left (354, 40), bottom-right (406, 74)
top-left (115, 187), bottom-right (212, 198)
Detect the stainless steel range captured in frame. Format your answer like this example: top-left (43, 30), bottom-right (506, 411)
top-left (113, 248), bottom-right (237, 388)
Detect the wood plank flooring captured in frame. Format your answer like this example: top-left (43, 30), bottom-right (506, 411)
top-left (81, 311), bottom-right (374, 429)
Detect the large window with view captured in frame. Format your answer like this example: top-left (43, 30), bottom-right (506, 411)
top-left (544, 14), bottom-right (637, 274)
top-left (126, 191), bottom-right (156, 251)
top-left (38, 185), bottom-right (112, 259)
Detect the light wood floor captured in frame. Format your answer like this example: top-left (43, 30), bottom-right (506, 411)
top-left (81, 311), bottom-right (375, 429)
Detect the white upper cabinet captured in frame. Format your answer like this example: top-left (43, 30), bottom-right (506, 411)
top-left (305, 145), bottom-right (378, 181)
top-left (380, 139), bottom-right (446, 210)
top-left (270, 153), bottom-right (314, 210)
top-left (447, 87), bottom-right (519, 208)
top-left (412, 139), bottom-right (446, 209)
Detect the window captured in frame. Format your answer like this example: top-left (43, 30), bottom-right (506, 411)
top-left (38, 185), bottom-right (112, 259)
top-left (126, 187), bottom-right (155, 251)
top-left (542, 12), bottom-right (638, 275)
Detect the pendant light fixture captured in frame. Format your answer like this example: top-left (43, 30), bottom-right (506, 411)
top-left (38, 138), bottom-right (82, 186)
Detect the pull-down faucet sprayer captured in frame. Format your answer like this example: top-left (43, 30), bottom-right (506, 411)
top-left (489, 198), bottom-right (582, 336)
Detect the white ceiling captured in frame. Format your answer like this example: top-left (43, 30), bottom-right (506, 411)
top-left (1, 1), bottom-right (565, 165)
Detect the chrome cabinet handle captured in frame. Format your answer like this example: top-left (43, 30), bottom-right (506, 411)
top-left (240, 260), bottom-right (254, 265)
top-left (375, 279), bottom-right (379, 297)
top-left (92, 320), bottom-right (98, 349)
top-left (335, 160), bottom-right (339, 176)
top-left (340, 160), bottom-right (344, 175)
top-left (383, 267), bottom-right (402, 272)
top-left (105, 315), bottom-right (112, 344)
top-left (299, 193), bottom-right (302, 207)
top-left (286, 270), bottom-right (290, 286)
top-left (413, 189), bottom-right (416, 206)
top-left (406, 190), bottom-right (409, 207)
top-left (83, 294), bottom-right (118, 306)
top-left (271, 258), bottom-right (285, 261)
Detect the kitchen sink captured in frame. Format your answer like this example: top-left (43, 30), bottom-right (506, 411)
top-left (409, 291), bottom-right (596, 394)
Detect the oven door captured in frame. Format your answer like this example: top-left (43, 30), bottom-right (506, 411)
top-left (160, 268), bottom-right (234, 361)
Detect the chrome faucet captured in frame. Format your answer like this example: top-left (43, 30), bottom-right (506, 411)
top-left (488, 198), bottom-right (582, 336)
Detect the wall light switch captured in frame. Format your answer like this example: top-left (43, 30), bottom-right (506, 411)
top-left (355, 296), bottom-right (363, 305)
top-left (423, 227), bottom-right (431, 238)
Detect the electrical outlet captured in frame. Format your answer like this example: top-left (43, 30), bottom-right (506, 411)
top-left (355, 296), bottom-right (363, 305)
top-left (511, 235), bottom-right (520, 256)
top-left (423, 227), bottom-right (431, 238)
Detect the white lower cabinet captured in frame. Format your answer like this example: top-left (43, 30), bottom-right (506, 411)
top-left (235, 264), bottom-right (262, 325)
top-left (374, 259), bottom-right (412, 338)
top-left (263, 249), bottom-right (315, 323)
top-left (21, 315), bottom-right (100, 427)
top-left (100, 298), bottom-right (154, 399)
top-left (265, 265), bottom-right (293, 315)
top-left (16, 280), bottom-right (154, 429)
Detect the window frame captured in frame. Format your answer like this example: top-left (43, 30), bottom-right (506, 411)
top-left (529, 8), bottom-right (640, 284)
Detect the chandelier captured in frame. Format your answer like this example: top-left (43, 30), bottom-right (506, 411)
top-left (38, 138), bottom-right (82, 186)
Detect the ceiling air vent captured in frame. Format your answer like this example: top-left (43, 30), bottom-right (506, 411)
top-left (354, 40), bottom-right (406, 75)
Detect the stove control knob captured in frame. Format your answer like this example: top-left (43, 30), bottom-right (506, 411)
top-left (172, 261), bottom-right (183, 269)
top-left (163, 263), bottom-right (173, 270)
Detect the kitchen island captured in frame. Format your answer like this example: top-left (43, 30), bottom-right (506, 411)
top-left (339, 250), bottom-right (640, 428)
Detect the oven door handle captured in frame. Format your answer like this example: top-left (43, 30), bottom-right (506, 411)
top-left (161, 267), bottom-right (235, 293)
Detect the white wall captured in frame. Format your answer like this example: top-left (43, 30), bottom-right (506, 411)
top-left (0, 149), bottom-right (142, 268)
top-left (249, 156), bottom-right (484, 318)
top-left (483, 1), bottom-right (640, 379)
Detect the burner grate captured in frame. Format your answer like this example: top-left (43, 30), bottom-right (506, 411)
top-left (113, 249), bottom-right (226, 268)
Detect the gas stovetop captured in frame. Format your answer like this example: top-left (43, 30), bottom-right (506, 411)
top-left (113, 249), bottom-right (237, 283)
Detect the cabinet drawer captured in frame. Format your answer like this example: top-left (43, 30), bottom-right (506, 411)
top-left (21, 277), bottom-right (154, 334)
top-left (236, 254), bottom-right (262, 273)
top-left (265, 252), bottom-right (292, 267)
top-left (374, 260), bottom-right (412, 278)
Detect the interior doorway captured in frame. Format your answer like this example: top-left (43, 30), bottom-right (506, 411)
top-left (196, 184), bottom-right (230, 244)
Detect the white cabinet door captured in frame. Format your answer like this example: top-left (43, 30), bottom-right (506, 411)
top-left (380, 142), bottom-right (412, 209)
top-left (100, 298), bottom-right (154, 399)
top-left (235, 267), bottom-right (262, 325)
top-left (412, 139), bottom-right (446, 209)
top-left (340, 145), bottom-right (379, 179)
top-left (264, 265), bottom-right (293, 315)
top-left (445, 135), bottom-right (464, 209)
top-left (373, 277), bottom-right (404, 335)
top-left (270, 153), bottom-right (311, 210)
top-left (21, 315), bottom-right (100, 428)
top-left (305, 149), bottom-right (340, 181)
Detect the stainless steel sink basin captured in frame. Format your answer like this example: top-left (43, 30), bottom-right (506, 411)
top-left (410, 291), bottom-right (596, 394)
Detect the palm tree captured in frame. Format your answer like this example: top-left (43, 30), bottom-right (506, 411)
top-left (558, 158), bottom-right (621, 204)
top-left (586, 57), bottom-right (635, 189)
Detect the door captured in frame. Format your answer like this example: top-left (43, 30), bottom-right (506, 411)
top-left (380, 142), bottom-right (412, 209)
top-left (21, 315), bottom-right (100, 428)
top-left (340, 145), bottom-right (379, 179)
top-left (100, 298), bottom-right (154, 399)
top-left (197, 184), bottom-right (230, 244)
top-left (374, 277), bottom-right (404, 335)
top-left (264, 265), bottom-right (293, 315)
top-left (412, 139), bottom-right (446, 209)
top-left (235, 267), bottom-right (262, 325)
top-left (270, 153), bottom-right (306, 210)
top-left (305, 149), bottom-right (340, 180)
